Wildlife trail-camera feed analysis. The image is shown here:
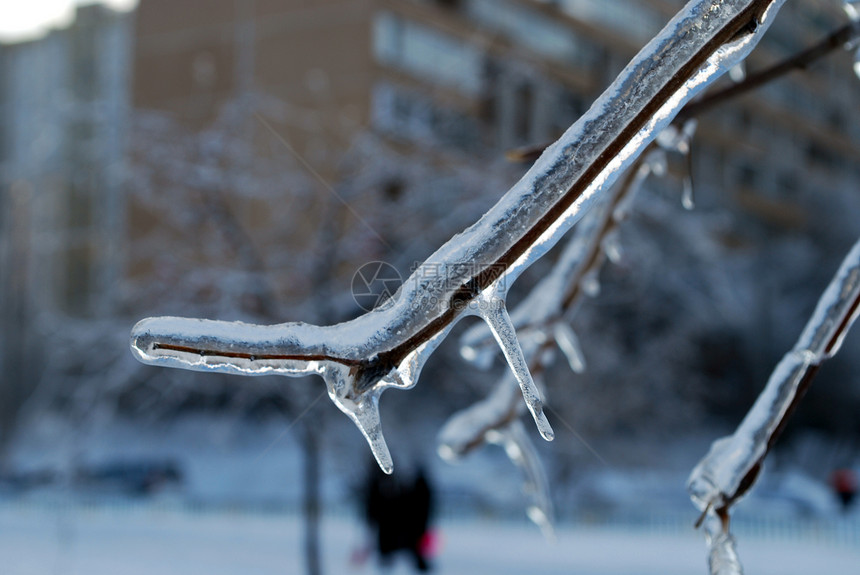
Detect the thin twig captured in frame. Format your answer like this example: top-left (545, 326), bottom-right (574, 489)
top-left (508, 21), bottom-right (859, 164)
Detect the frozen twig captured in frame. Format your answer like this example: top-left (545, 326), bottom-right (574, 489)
top-left (506, 18), bottom-right (859, 165)
top-left (132, 0), bottom-right (786, 472)
top-left (678, 20), bottom-right (860, 120)
top-left (688, 237), bottom-right (860, 573)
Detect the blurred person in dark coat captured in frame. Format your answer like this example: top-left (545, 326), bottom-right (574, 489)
top-left (363, 463), bottom-right (435, 572)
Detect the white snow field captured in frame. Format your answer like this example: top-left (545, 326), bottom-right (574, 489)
top-left (2, 503), bottom-right (859, 575)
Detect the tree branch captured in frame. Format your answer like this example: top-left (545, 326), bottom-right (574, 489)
top-left (687, 237), bottom-right (860, 573)
top-left (678, 21), bottom-right (860, 120)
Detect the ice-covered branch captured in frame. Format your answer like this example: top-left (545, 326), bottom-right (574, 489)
top-left (441, 150), bottom-right (691, 529)
top-left (506, 17), bottom-right (858, 165)
top-left (678, 20), bottom-right (860, 120)
top-left (687, 237), bottom-right (860, 574)
top-left (132, 0), bottom-right (786, 472)
top-left (458, 148), bottom-right (669, 371)
top-left (437, 364), bottom-right (555, 535)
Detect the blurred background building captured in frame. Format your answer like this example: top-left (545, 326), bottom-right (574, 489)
top-left (1, 0), bottom-right (859, 516)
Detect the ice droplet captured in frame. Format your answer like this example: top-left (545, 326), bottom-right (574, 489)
top-left (854, 47), bottom-right (860, 81)
top-left (553, 322), bottom-right (587, 374)
top-left (602, 232), bottom-right (623, 264)
top-left (681, 173), bottom-right (695, 210)
top-left (646, 150), bottom-right (668, 178)
top-left (459, 342), bottom-right (496, 370)
top-left (476, 293), bottom-right (554, 441)
top-left (581, 268), bottom-right (601, 297)
top-left (728, 61), bottom-right (746, 83)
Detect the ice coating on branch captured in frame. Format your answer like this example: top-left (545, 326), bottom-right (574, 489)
top-left (459, 195), bottom-right (611, 359)
top-left (437, 371), bottom-right (522, 460)
top-left (439, 338), bottom-right (555, 532)
top-left (459, 142), bottom-right (684, 371)
top-left (702, 512), bottom-right (743, 575)
top-left (475, 291), bottom-right (554, 441)
top-left (131, 315), bottom-right (456, 473)
top-left (688, 239), bottom-right (860, 513)
top-left (437, 370), bottom-right (555, 534)
top-left (486, 420), bottom-right (555, 539)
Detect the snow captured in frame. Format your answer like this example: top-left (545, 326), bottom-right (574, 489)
top-left (1, 503), bottom-right (859, 575)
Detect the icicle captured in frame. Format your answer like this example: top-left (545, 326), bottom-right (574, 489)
top-left (681, 172), bottom-right (696, 210)
top-left (321, 363), bottom-right (394, 473)
top-left (581, 268), bottom-right (601, 298)
top-left (703, 512), bottom-right (743, 575)
top-left (656, 120), bottom-right (698, 209)
top-left (486, 420), bottom-right (555, 540)
top-left (612, 150), bottom-right (663, 222)
top-left (853, 47), bottom-right (860, 80)
top-left (552, 322), bottom-right (586, 374)
top-left (474, 291), bottom-right (554, 442)
top-left (601, 232), bottom-right (623, 264)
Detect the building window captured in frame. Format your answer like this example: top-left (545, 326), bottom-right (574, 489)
top-left (554, 0), bottom-right (663, 44)
top-left (466, 0), bottom-right (595, 69)
top-left (373, 12), bottom-right (484, 96)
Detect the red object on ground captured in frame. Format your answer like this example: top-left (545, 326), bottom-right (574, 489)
top-left (832, 469), bottom-right (858, 494)
top-left (419, 529), bottom-right (442, 559)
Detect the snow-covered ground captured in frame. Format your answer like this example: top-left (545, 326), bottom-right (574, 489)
top-left (2, 502), bottom-right (859, 575)
top-left (5, 414), bottom-right (860, 573)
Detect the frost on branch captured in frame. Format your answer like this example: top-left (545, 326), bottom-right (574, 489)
top-left (688, 238), bottom-right (860, 573)
top-left (132, 0), bottom-right (787, 472)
